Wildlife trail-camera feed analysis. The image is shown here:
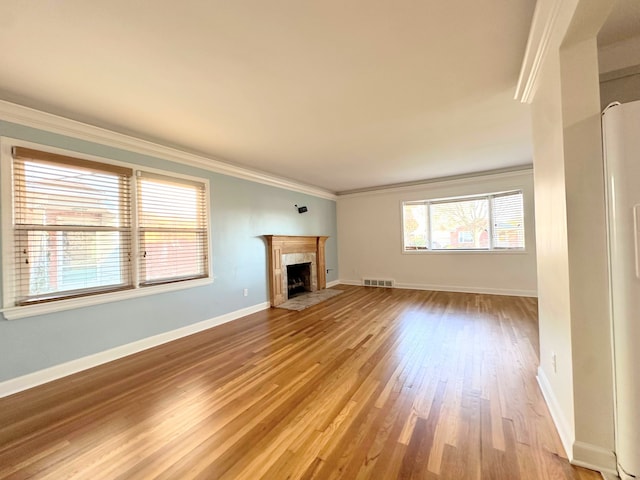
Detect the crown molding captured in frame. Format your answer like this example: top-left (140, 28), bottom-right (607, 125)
top-left (0, 100), bottom-right (337, 201)
top-left (515, 0), bottom-right (564, 104)
top-left (337, 166), bottom-right (533, 198)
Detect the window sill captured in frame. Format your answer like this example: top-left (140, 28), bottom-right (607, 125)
top-left (1, 277), bottom-right (213, 320)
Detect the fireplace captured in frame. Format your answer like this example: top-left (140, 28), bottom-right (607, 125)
top-left (264, 235), bottom-right (329, 307)
top-left (287, 262), bottom-right (312, 298)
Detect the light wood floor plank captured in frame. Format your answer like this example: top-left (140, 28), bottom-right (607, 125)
top-left (0, 286), bottom-right (602, 479)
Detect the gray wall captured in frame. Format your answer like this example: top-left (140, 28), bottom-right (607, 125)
top-left (600, 65), bottom-right (640, 110)
top-left (0, 120), bottom-right (338, 382)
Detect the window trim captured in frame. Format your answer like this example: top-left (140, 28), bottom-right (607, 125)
top-left (400, 190), bottom-right (526, 254)
top-left (1, 137), bottom-right (213, 320)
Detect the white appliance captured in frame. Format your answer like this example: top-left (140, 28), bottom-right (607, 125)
top-left (603, 100), bottom-right (640, 480)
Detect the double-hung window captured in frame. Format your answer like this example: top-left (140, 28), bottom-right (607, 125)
top-left (136, 172), bottom-right (208, 286)
top-left (3, 141), bottom-right (210, 316)
top-left (402, 191), bottom-right (524, 252)
top-left (11, 147), bottom-right (133, 305)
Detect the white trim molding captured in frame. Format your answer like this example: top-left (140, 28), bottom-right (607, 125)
top-left (572, 441), bottom-right (618, 477)
top-left (537, 366), bottom-right (574, 460)
top-left (0, 301), bottom-right (270, 398)
top-left (0, 100), bottom-right (337, 201)
top-left (515, 0), bottom-right (564, 103)
top-left (326, 280), bottom-right (341, 288)
top-left (338, 168), bottom-right (533, 199)
top-left (338, 279), bottom-right (537, 297)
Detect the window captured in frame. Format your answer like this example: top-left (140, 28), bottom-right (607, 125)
top-left (137, 172), bottom-right (208, 286)
top-left (430, 197), bottom-right (489, 249)
top-left (402, 191), bottom-right (525, 252)
top-left (491, 192), bottom-right (525, 249)
top-left (12, 147), bottom-right (133, 305)
top-left (3, 142), bottom-right (210, 313)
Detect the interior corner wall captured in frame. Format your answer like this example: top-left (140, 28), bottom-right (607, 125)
top-left (0, 119), bottom-right (338, 384)
top-left (598, 35), bottom-right (640, 110)
top-left (560, 36), bottom-right (615, 465)
top-left (336, 171), bottom-right (538, 296)
top-left (529, 7), bottom-right (616, 470)
top-left (600, 67), bottom-right (640, 110)
top-left (530, 47), bottom-right (576, 450)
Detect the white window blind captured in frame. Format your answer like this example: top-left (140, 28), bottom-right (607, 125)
top-left (491, 192), bottom-right (525, 249)
top-left (137, 172), bottom-right (208, 286)
top-left (12, 147), bottom-right (133, 305)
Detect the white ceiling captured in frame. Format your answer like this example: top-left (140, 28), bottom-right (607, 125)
top-left (598, 0), bottom-right (640, 46)
top-left (0, 1), bottom-right (536, 193)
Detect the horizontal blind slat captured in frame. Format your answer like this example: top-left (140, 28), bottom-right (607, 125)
top-left (12, 151), bottom-right (133, 305)
top-left (13, 147), bottom-right (133, 176)
top-left (491, 192), bottom-right (525, 249)
top-left (137, 173), bottom-right (208, 285)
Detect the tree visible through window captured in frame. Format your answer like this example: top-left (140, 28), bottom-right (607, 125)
top-left (402, 191), bottom-right (525, 251)
top-left (430, 198), bottom-right (489, 249)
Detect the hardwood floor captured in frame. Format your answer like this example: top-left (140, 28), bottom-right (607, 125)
top-left (0, 286), bottom-right (601, 479)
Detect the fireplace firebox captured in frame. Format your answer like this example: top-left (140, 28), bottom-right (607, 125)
top-left (287, 262), bottom-right (312, 298)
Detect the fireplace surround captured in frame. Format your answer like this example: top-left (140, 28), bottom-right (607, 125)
top-left (264, 235), bottom-right (329, 307)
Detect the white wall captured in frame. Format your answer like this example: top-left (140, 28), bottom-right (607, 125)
top-left (530, 46), bottom-right (576, 447)
top-left (523, 0), bottom-right (616, 473)
top-left (598, 35), bottom-right (640, 74)
top-left (561, 35), bottom-right (615, 465)
top-left (598, 35), bottom-right (640, 109)
top-left (337, 170), bottom-right (537, 296)
top-left (600, 66), bottom-right (640, 110)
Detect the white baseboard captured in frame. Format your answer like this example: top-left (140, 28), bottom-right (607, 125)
top-left (537, 369), bottom-right (618, 476)
top-left (338, 279), bottom-right (537, 297)
top-left (572, 442), bottom-right (618, 477)
top-left (0, 301), bottom-right (271, 398)
top-left (600, 473), bottom-right (620, 480)
top-left (326, 280), bottom-right (341, 288)
top-left (537, 366), bottom-right (574, 460)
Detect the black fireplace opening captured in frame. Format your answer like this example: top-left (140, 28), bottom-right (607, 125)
top-left (287, 262), bottom-right (312, 298)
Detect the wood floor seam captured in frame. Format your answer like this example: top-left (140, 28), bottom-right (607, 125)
top-left (0, 286), bottom-right (601, 479)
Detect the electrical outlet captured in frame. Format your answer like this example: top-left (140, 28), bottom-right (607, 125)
top-left (243, 288), bottom-right (248, 297)
top-left (551, 353), bottom-right (557, 373)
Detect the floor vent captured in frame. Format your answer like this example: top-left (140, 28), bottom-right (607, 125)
top-left (362, 278), bottom-right (395, 288)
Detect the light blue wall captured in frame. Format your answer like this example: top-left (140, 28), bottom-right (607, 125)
top-left (0, 120), bottom-right (338, 382)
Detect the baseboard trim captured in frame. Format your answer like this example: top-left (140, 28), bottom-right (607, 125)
top-left (536, 366), bottom-right (574, 460)
top-left (0, 301), bottom-right (271, 398)
top-left (326, 280), bottom-right (341, 288)
top-left (338, 279), bottom-right (537, 297)
top-left (572, 442), bottom-right (618, 477)
top-left (600, 473), bottom-right (620, 480)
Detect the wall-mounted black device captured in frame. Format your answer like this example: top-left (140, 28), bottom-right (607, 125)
top-left (295, 204), bottom-right (308, 214)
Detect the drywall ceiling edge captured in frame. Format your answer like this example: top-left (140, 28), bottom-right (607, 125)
top-left (0, 100), bottom-right (338, 201)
